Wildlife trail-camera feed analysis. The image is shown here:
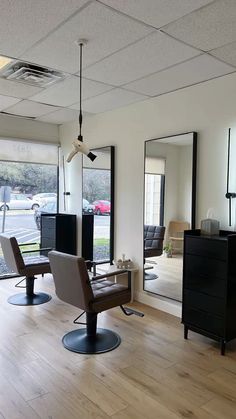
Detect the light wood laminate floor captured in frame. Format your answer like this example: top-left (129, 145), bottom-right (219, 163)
top-left (0, 274), bottom-right (236, 419)
top-left (145, 255), bottom-right (183, 301)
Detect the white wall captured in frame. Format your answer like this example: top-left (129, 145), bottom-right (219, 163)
top-left (177, 145), bottom-right (192, 223)
top-left (59, 122), bottom-right (83, 255)
top-left (59, 72), bottom-right (236, 317)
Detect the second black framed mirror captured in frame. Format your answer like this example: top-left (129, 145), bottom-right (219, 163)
top-left (143, 132), bottom-right (197, 302)
top-left (82, 146), bottom-right (114, 266)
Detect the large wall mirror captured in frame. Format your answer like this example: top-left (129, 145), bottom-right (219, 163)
top-left (143, 132), bottom-right (197, 301)
top-left (82, 146), bottom-right (114, 265)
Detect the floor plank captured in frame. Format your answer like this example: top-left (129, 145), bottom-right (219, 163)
top-left (0, 274), bottom-right (236, 419)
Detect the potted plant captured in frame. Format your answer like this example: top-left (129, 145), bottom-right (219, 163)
top-left (163, 242), bottom-right (172, 258)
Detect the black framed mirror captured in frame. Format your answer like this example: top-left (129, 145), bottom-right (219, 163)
top-left (82, 146), bottom-right (114, 265)
top-left (143, 132), bottom-right (197, 302)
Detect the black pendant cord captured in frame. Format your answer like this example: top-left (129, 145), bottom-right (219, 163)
top-left (78, 42), bottom-right (83, 142)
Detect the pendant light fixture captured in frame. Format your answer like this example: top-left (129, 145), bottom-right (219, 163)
top-left (67, 40), bottom-right (96, 163)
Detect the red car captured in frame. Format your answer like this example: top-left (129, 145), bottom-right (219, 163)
top-left (93, 200), bottom-right (110, 215)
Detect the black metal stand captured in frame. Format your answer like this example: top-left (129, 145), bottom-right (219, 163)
top-left (8, 276), bottom-right (51, 306)
top-left (221, 339), bottom-right (226, 356)
top-left (62, 312), bottom-right (121, 354)
top-left (184, 325), bottom-right (188, 340)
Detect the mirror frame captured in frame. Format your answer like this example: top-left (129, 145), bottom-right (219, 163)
top-left (143, 131), bottom-right (197, 300)
top-left (82, 145), bottom-right (115, 265)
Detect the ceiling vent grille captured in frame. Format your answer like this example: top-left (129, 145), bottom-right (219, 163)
top-left (0, 111), bottom-right (36, 120)
top-left (0, 61), bottom-right (65, 87)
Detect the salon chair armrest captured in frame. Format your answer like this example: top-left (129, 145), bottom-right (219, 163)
top-left (91, 269), bottom-right (128, 281)
top-left (21, 247), bottom-right (52, 254)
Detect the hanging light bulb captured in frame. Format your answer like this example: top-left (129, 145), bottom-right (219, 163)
top-left (67, 41), bottom-right (96, 163)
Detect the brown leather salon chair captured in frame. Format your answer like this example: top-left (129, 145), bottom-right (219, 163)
top-left (0, 234), bottom-right (51, 306)
top-left (49, 250), bottom-right (143, 354)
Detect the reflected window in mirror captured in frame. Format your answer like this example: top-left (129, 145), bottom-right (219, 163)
top-left (143, 133), bottom-right (197, 302)
top-left (82, 146), bottom-right (114, 266)
top-left (145, 157), bottom-right (165, 226)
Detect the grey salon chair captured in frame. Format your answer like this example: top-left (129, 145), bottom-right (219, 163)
top-left (49, 250), bottom-right (143, 354)
top-left (0, 234), bottom-right (51, 306)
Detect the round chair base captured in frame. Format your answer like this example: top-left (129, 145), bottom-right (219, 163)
top-left (8, 292), bottom-right (52, 306)
top-left (145, 272), bottom-right (158, 280)
top-left (62, 328), bottom-right (121, 354)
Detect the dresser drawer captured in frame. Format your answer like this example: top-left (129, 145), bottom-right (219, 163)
top-left (183, 307), bottom-right (224, 337)
top-left (185, 254), bottom-right (227, 280)
top-left (41, 216), bottom-right (56, 229)
top-left (184, 290), bottom-right (225, 317)
top-left (184, 273), bottom-right (226, 298)
top-left (185, 237), bottom-right (227, 261)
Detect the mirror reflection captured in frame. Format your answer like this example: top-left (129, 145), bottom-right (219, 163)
top-left (144, 133), bottom-right (197, 301)
top-left (82, 146), bottom-right (114, 264)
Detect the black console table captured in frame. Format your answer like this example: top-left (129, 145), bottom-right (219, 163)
top-left (182, 229), bottom-right (236, 355)
top-left (41, 213), bottom-right (76, 256)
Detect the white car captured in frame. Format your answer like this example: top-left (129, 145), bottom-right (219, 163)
top-left (82, 199), bottom-right (94, 214)
top-left (33, 193), bottom-right (57, 206)
top-left (0, 193), bottom-right (39, 211)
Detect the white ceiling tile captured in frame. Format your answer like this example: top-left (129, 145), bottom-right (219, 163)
top-left (30, 76), bottom-right (113, 107)
top-left (73, 88), bottom-right (148, 113)
top-left (22, 2), bottom-right (152, 74)
top-left (125, 54), bottom-right (235, 96)
top-left (38, 108), bottom-right (79, 124)
top-left (0, 95), bottom-right (21, 111)
top-left (100, 0), bottom-right (213, 28)
top-left (211, 41), bottom-right (236, 67)
top-left (4, 100), bottom-right (59, 118)
top-left (0, 0), bottom-right (89, 57)
top-left (0, 78), bottom-right (43, 99)
top-left (164, 0), bottom-right (236, 51)
top-left (84, 31), bottom-right (200, 86)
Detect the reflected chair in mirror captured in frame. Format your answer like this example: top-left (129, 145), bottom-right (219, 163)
top-left (168, 221), bottom-right (190, 254)
top-left (49, 250), bottom-right (143, 354)
top-left (0, 234), bottom-right (52, 306)
top-left (144, 225), bottom-right (166, 280)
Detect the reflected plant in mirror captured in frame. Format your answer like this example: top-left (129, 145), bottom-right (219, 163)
top-left (82, 146), bottom-right (114, 265)
top-left (143, 132), bottom-right (197, 302)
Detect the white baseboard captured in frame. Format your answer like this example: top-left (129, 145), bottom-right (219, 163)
top-left (134, 290), bottom-right (181, 318)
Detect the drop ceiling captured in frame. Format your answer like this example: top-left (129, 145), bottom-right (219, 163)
top-left (0, 0), bottom-right (236, 124)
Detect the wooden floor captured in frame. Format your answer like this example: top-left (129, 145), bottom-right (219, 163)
top-left (145, 254), bottom-right (183, 301)
top-left (0, 275), bottom-right (236, 419)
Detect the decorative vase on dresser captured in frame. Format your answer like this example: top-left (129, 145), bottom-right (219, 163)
top-left (182, 229), bottom-right (236, 355)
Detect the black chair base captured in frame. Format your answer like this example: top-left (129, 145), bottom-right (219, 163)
top-left (145, 272), bottom-right (158, 280)
top-left (8, 292), bottom-right (51, 306)
top-left (62, 328), bottom-right (121, 354)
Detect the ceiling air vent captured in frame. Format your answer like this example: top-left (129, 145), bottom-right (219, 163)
top-left (0, 61), bottom-right (65, 87)
top-left (0, 111), bottom-right (36, 120)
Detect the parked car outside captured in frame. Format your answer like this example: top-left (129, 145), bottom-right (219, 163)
top-left (92, 200), bottom-right (110, 215)
top-left (82, 199), bottom-right (94, 214)
top-left (33, 193), bottom-right (57, 206)
top-left (0, 193), bottom-right (39, 211)
top-left (34, 199), bottom-right (57, 229)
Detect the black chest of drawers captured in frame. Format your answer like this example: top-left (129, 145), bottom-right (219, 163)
top-left (182, 229), bottom-right (236, 355)
top-left (41, 213), bottom-right (77, 256)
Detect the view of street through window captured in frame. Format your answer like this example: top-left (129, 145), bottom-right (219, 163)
top-left (0, 161), bottom-right (58, 277)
